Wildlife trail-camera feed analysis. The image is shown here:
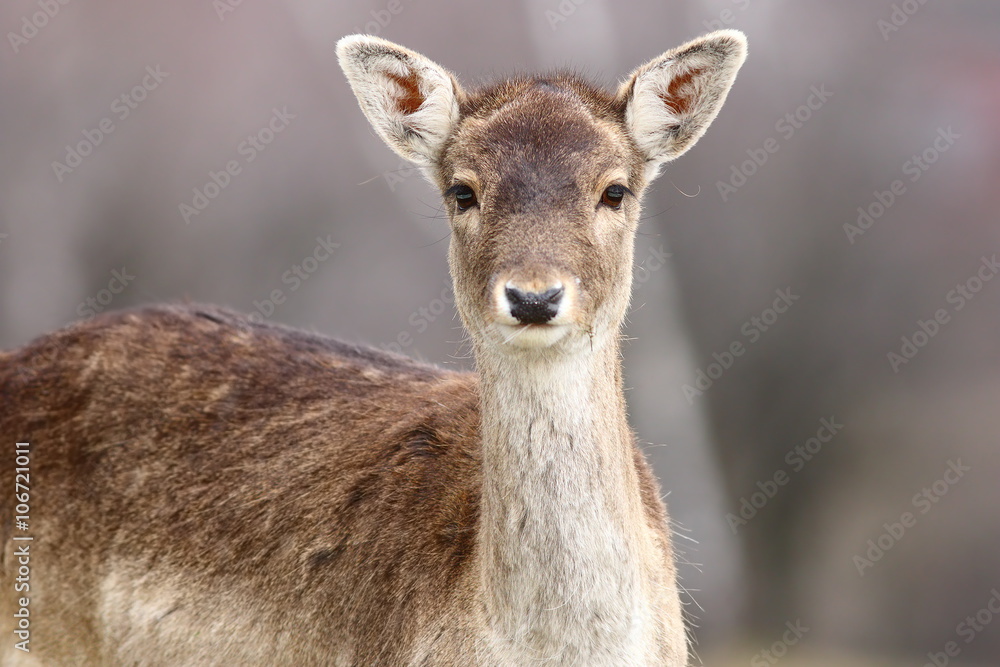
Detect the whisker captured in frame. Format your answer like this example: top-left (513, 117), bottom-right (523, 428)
top-left (668, 179), bottom-right (701, 198)
top-left (502, 324), bottom-right (532, 345)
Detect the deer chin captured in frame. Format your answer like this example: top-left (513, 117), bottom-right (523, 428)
top-left (493, 322), bottom-right (572, 349)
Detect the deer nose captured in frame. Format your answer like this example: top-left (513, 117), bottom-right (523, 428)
top-left (504, 283), bottom-right (564, 324)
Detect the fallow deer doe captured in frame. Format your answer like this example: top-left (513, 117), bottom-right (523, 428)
top-left (1, 30), bottom-right (746, 666)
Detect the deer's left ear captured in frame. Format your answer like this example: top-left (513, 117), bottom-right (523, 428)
top-left (618, 30), bottom-right (747, 179)
top-left (337, 35), bottom-right (464, 166)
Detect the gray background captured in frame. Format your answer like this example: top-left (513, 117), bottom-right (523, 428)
top-left (2, 1), bottom-right (999, 665)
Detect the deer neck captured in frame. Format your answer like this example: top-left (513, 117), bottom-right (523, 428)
top-left (474, 338), bottom-right (658, 661)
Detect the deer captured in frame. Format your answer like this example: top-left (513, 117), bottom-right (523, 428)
top-left (0, 29), bottom-right (746, 666)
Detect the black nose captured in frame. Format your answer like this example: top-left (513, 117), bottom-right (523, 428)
top-left (505, 285), bottom-right (564, 324)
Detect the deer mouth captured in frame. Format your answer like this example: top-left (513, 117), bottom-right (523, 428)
top-left (494, 321), bottom-right (571, 349)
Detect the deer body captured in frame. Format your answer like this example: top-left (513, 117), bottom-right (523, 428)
top-left (1, 30), bottom-right (746, 666)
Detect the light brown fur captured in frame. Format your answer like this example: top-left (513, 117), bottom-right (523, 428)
top-left (1, 31), bottom-right (746, 665)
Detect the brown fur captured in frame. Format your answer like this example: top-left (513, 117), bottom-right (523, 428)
top-left (2, 305), bottom-right (483, 663)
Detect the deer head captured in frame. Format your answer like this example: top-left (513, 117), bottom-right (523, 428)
top-left (338, 31), bottom-right (746, 357)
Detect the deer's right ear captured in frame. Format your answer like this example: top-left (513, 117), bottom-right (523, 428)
top-left (337, 35), bottom-right (463, 166)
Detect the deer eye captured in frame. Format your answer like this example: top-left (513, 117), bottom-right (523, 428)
top-left (452, 184), bottom-right (478, 211)
top-left (601, 184), bottom-right (626, 209)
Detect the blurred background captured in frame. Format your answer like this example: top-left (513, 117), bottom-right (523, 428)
top-left (2, 1), bottom-right (998, 664)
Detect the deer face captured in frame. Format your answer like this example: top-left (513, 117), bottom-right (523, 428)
top-left (338, 32), bottom-right (747, 355)
top-left (439, 83), bottom-right (643, 352)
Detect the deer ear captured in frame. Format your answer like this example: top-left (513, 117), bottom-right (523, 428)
top-left (618, 30), bottom-right (747, 179)
top-left (337, 35), bottom-right (463, 166)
